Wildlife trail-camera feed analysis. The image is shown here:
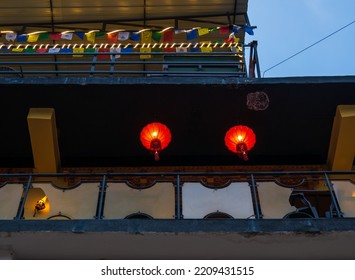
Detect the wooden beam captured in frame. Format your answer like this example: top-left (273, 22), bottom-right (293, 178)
top-left (327, 105), bottom-right (355, 170)
top-left (27, 108), bottom-right (61, 173)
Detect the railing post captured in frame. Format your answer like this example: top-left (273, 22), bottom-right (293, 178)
top-left (324, 172), bottom-right (342, 218)
top-left (250, 174), bottom-right (261, 219)
top-left (16, 175), bottom-right (32, 220)
top-left (96, 174), bottom-right (107, 220)
top-left (175, 174), bottom-right (181, 220)
top-left (253, 41), bottom-right (261, 78)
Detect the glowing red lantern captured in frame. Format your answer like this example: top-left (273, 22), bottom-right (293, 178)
top-left (140, 122), bottom-right (172, 161)
top-left (224, 125), bottom-right (256, 161)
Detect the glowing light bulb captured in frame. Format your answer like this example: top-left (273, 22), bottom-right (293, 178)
top-left (237, 135), bottom-right (243, 141)
top-left (152, 131), bottom-right (158, 137)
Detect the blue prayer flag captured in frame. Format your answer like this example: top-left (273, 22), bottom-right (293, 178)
top-left (75, 32), bottom-right (85, 40)
top-left (186, 29), bottom-right (198, 40)
top-left (17, 34), bottom-right (28, 42)
top-left (243, 26), bottom-right (254, 35)
top-left (130, 32), bottom-right (140, 41)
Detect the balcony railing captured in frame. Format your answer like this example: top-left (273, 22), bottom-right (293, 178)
top-left (0, 170), bottom-right (354, 221)
top-left (0, 41), bottom-right (260, 78)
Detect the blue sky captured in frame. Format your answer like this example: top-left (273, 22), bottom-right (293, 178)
top-left (247, 0), bottom-right (355, 77)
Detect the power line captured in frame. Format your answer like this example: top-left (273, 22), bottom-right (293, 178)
top-left (262, 19), bottom-right (355, 77)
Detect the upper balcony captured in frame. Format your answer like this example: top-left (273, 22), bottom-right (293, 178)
top-left (0, 0), bottom-right (260, 79)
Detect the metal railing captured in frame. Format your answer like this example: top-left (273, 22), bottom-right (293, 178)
top-left (0, 42), bottom-right (260, 78)
top-left (1, 170), bottom-right (354, 221)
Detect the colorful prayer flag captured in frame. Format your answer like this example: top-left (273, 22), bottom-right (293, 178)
top-left (12, 48), bottom-right (24, 52)
top-left (5, 33), bottom-right (17, 42)
top-left (243, 26), bottom-right (254, 35)
top-left (163, 30), bottom-right (174, 42)
top-left (75, 32), bottom-right (85, 40)
top-left (140, 47), bottom-right (151, 59)
top-left (130, 32), bottom-right (140, 41)
top-left (16, 34), bottom-right (28, 42)
top-left (141, 30), bottom-right (152, 43)
top-left (198, 28), bottom-right (209, 36)
top-left (50, 33), bottom-right (62, 40)
top-left (85, 32), bottom-right (96, 43)
top-left (118, 32), bottom-right (129, 41)
top-left (48, 48), bottom-right (60, 53)
top-left (98, 48), bottom-right (110, 60)
top-left (219, 25), bottom-right (230, 35)
top-left (107, 32), bottom-right (118, 43)
top-left (176, 47), bottom-right (187, 53)
top-left (110, 47), bottom-right (121, 59)
top-left (186, 29), bottom-right (198, 40)
top-left (27, 34), bottom-right (40, 43)
top-left (61, 33), bottom-right (73, 40)
top-left (152, 31), bottom-right (161, 42)
top-left (35, 48), bottom-right (48, 53)
top-left (73, 47), bottom-right (84, 57)
top-left (38, 33), bottom-right (50, 40)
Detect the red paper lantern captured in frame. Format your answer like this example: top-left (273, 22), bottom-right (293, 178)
top-left (140, 122), bottom-right (172, 161)
top-left (224, 125), bottom-right (256, 161)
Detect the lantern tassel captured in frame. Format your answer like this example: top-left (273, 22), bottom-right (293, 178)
top-left (154, 150), bottom-right (160, 161)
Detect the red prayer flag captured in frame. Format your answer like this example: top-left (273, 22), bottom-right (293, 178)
top-left (219, 25), bottom-right (230, 35)
top-left (163, 30), bottom-right (174, 42)
top-left (35, 48), bottom-right (47, 53)
top-left (50, 33), bottom-right (62, 40)
top-left (98, 48), bottom-right (110, 60)
top-left (163, 47), bottom-right (175, 53)
top-left (107, 32), bottom-right (118, 43)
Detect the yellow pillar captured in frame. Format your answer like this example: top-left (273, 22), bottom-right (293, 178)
top-left (27, 108), bottom-right (61, 173)
top-left (327, 105), bottom-right (355, 171)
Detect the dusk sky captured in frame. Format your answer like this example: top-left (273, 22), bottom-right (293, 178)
top-left (247, 0), bottom-right (355, 77)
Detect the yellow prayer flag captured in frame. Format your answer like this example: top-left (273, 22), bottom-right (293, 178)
top-left (73, 47), bottom-right (85, 57)
top-left (141, 31), bottom-right (152, 43)
top-left (27, 34), bottom-right (40, 43)
top-left (234, 37), bottom-right (240, 43)
top-left (85, 32), bottom-right (96, 43)
top-left (140, 47), bottom-right (151, 59)
top-left (12, 48), bottom-right (24, 52)
top-left (198, 28), bottom-right (209, 36)
top-left (200, 41), bottom-right (212, 53)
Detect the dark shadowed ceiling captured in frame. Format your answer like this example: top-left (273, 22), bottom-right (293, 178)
top-left (1, 76), bottom-right (354, 169)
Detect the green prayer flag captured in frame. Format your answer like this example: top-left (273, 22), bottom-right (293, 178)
top-left (24, 48), bottom-right (35, 53)
top-left (38, 33), bottom-right (50, 40)
top-left (152, 31), bottom-right (162, 42)
top-left (96, 32), bottom-right (105, 37)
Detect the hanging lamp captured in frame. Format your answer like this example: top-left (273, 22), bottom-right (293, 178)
top-left (224, 125), bottom-right (256, 161)
top-left (140, 122), bottom-right (171, 161)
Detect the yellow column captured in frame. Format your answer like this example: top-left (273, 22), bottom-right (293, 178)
top-left (27, 108), bottom-right (61, 173)
top-left (327, 105), bottom-right (355, 170)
